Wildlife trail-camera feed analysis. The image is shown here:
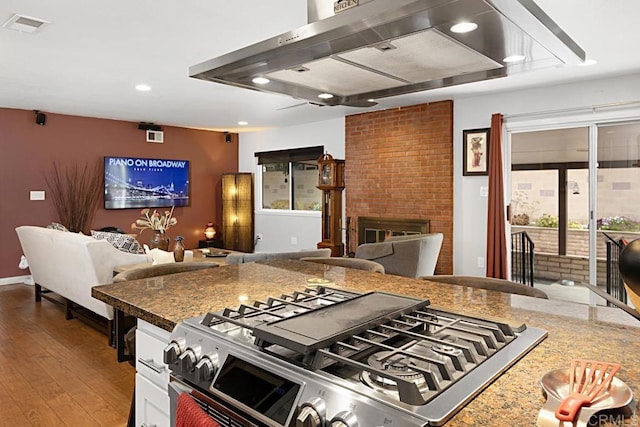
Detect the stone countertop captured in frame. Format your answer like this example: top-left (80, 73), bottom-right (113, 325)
top-left (92, 259), bottom-right (640, 426)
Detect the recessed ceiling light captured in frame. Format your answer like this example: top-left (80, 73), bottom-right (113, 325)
top-left (135, 84), bottom-right (151, 91)
top-left (318, 93), bottom-right (334, 99)
top-left (450, 22), bottom-right (478, 33)
top-left (238, 121), bottom-right (248, 126)
top-left (252, 76), bottom-right (270, 84)
top-left (367, 99), bottom-right (375, 102)
top-left (503, 55), bottom-right (526, 63)
top-left (578, 59), bottom-right (597, 67)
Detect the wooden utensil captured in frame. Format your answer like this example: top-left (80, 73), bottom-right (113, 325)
top-left (555, 359), bottom-right (621, 422)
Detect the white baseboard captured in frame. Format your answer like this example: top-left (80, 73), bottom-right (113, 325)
top-left (0, 275), bottom-right (33, 286)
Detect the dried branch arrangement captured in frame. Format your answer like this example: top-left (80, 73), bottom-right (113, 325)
top-left (44, 161), bottom-right (103, 233)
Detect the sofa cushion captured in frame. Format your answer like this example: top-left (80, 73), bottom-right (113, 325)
top-left (91, 230), bottom-right (145, 254)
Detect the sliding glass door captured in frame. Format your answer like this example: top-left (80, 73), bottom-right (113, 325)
top-left (595, 122), bottom-right (640, 305)
top-left (509, 121), bottom-right (640, 306)
top-left (510, 127), bottom-right (590, 302)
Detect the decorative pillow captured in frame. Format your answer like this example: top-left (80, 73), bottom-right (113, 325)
top-left (46, 222), bottom-right (69, 232)
top-left (91, 230), bottom-right (145, 254)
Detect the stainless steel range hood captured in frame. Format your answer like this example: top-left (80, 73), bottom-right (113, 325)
top-left (190, 0), bottom-right (585, 107)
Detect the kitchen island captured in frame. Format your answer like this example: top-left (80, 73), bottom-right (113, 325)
top-left (92, 259), bottom-right (640, 426)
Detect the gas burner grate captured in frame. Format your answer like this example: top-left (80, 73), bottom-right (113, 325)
top-left (201, 286), bottom-right (359, 330)
top-left (315, 308), bottom-right (521, 405)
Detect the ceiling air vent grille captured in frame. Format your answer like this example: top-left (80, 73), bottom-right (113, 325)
top-left (2, 14), bottom-right (50, 34)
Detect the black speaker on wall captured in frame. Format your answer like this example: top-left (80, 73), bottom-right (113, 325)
top-left (34, 110), bottom-right (46, 126)
top-left (225, 132), bottom-right (232, 143)
top-left (138, 122), bottom-right (162, 131)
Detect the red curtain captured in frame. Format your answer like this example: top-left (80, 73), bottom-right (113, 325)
top-left (486, 113), bottom-right (507, 279)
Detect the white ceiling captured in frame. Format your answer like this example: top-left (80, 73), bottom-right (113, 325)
top-left (2, 0), bottom-right (640, 133)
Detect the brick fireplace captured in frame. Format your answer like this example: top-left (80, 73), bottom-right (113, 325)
top-left (345, 101), bottom-right (453, 274)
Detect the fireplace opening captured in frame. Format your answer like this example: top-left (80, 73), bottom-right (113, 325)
top-left (357, 217), bottom-right (430, 245)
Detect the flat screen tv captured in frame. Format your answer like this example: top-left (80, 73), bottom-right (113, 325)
top-left (104, 156), bottom-right (190, 209)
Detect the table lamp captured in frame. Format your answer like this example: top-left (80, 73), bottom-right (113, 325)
top-left (204, 222), bottom-right (217, 240)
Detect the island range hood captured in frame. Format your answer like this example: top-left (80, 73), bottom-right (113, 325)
top-left (190, 0), bottom-right (585, 107)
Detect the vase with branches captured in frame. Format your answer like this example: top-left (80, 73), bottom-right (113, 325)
top-left (131, 207), bottom-right (177, 233)
top-left (131, 207), bottom-right (177, 250)
top-left (44, 161), bottom-right (102, 233)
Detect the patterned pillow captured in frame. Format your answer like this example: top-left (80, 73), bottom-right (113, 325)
top-left (91, 230), bottom-right (145, 254)
top-left (46, 222), bottom-right (69, 232)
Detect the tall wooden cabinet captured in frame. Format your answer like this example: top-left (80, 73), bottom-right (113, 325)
top-left (222, 173), bottom-right (254, 252)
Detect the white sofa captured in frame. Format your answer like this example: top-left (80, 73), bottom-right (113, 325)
top-left (15, 225), bottom-right (149, 322)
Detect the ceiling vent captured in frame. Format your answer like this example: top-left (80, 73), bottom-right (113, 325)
top-left (146, 130), bottom-right (164, 143)
top-left (2, 14), bottom-right (50, 34)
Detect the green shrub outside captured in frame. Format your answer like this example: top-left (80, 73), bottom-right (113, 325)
top-left (534, 214), bottom-right (558, 228)
top-left (568, 220), bottom-right (584, 229)
top-left (533, 214), bottom-right (584, 229)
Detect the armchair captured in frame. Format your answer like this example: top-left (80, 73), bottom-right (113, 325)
top-left (355, 233), bottom-right (443, 278)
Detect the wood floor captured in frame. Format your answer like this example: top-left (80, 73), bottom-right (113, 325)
top-left (0, 283), bottom-right (134, 426)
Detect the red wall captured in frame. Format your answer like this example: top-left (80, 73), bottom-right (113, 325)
top-left (0, 108), bottom-right (238, 278)
top-left (345, 101), bottom-right (454, 274)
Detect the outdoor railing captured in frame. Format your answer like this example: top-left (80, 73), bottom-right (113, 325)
top-left (604, 233), bottom-right (627, 306)
top-left (511, 231), bottom-right (534, 286)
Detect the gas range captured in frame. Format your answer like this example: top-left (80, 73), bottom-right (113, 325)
top-left (165, 286), bottom-right (547, 427)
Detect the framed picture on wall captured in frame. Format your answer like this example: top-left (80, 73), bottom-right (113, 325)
top-left (463, 128), bottom-right (490, 176)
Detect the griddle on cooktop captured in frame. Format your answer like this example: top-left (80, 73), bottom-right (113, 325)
top-left (252, 292), bottom-right (430, 355)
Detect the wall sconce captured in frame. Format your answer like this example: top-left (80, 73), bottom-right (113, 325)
top-left (222, 173), bottom-right (254, 252)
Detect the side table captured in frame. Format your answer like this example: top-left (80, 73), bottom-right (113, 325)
top-left (198, 239), bottom-right (224, 249)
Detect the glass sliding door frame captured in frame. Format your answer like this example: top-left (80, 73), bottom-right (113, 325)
top-left (505, 122), bottom-right (590, 285)
top-left (588, 124), bottom-right (598, 305)
top-left (506, 109), bottom-right (640, 305)
top-left (592, 120), bottom-right (640, 305)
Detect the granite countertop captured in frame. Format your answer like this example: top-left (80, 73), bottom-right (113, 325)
top-left (92, 259), bottom-right (640, 426)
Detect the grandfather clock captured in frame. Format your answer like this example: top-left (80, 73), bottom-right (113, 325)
top-left (317, 153), bottom-right (345, 257)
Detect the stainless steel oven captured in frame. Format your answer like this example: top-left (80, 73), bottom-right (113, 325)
top-left (164, 286), bottom-right (547, 427)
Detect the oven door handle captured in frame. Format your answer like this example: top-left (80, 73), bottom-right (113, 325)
top-left (138, 358), bottom-right (166, 374)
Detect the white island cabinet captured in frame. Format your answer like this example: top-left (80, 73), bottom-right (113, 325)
top-left (135, 319), bottom-right (171, 427)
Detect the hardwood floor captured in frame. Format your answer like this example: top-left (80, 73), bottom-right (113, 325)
top-left (0, 284), bottom-right (134, 426)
